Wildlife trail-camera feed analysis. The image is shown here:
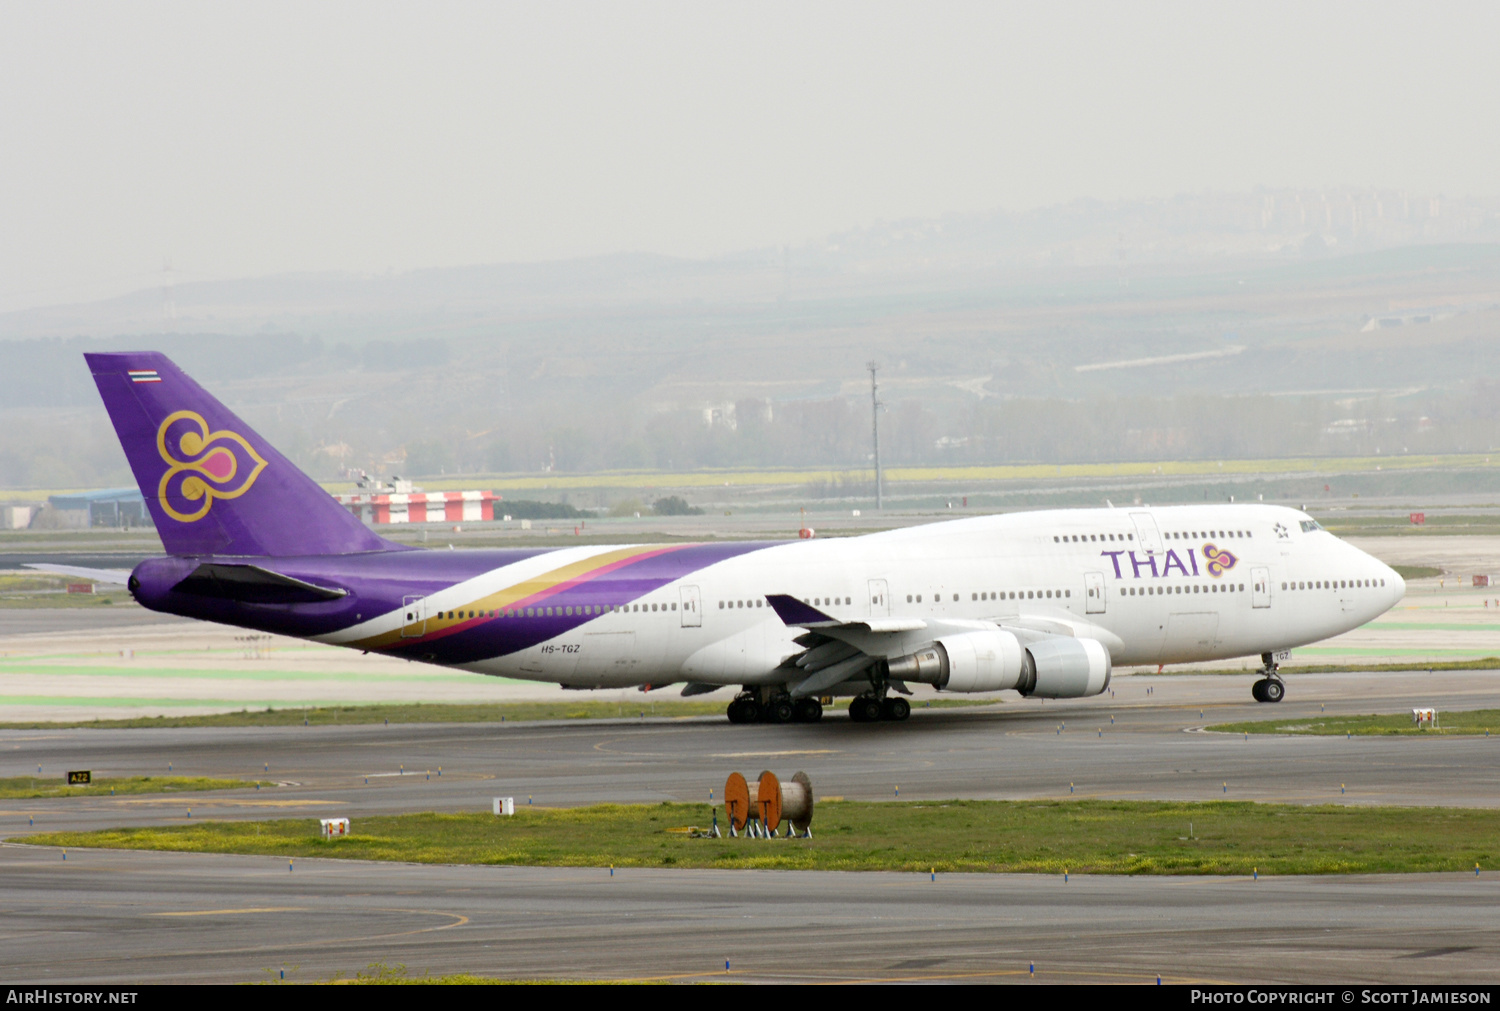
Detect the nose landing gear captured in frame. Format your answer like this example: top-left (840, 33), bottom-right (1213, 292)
top-left (1251, 652), bottom-right (1285, 703)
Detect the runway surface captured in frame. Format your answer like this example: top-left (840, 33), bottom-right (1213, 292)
top-left (4, 670), bottom-right (1499, 836)
top-left (3, 671), bottom-right (1500, 983)
top-left (3, 843), bottom-right (1497, 985)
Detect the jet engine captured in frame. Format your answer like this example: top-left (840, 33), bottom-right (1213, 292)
top-left (885, 630), bottom-right (1110, 698)
top-left (1015, 636), bottom-right (1112, 698)
top-left (886, 630), bottom-right (1022, 693)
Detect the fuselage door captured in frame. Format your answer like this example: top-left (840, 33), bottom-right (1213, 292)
top-left (680, 585), bottom-right (702, 627)
top-left (1251, 567), bottom-right (1271, 609)
top-left (1130, 512), bottom-right (1162, 555)
top-left (1084, 571), bottom-right (1106, 614)
top-left (868, 579), bottom-right (890, 617)
top-left (400, 594), bottom-right (427, 638)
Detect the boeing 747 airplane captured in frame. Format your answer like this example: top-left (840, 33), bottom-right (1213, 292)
top-left (52, 352), bottom-right (1405, 723)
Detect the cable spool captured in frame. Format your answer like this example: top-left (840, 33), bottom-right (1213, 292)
top-left (724, 772), bottom-right (750, 832)
top-left (782, 771), bottom-right (814, 835)
top-left (755, 771), bottom-right (782, 832)
top-left (724, 770), bottom-right (814, 836)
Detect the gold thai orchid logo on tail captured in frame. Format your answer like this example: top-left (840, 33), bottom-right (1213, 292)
top-left (155, 411), bottom-right (267, 522)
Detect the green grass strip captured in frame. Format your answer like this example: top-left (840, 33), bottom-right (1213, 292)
top-left (0, 775), bottom-right (270, 799)
top-left (1362, 622), bottom-right (1500, 631)
top-left (1389, 566), bottom-right (1444, 579)
top-left (22, 800), bottom-right (1500, 875)
top-left (1154, 657), bottom-right (1500, 675)
top-left (0, 697), bottom-right (993, 730)
top-left (1207, 709), bottom-right (1500, 737)
top-left (0, 595), bottom-right (131, 609)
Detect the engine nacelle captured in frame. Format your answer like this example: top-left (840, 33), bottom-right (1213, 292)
top-left (886, 630), bottom-right (1025, 693)
top-left (1016, 636), bottom-right (1111, 698)
top-left (885, 631), bottom-right (1111, 697)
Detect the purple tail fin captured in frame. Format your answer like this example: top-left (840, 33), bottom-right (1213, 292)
top-left (87, 352), bottom-right (393, 557)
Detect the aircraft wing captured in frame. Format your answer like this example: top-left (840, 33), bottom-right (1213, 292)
top-left (24, 563), bottom-right (132, 585)
top-left (765, 593), bottom-right (1122, 698)
top-left (767, 593), bottom-right (959, 698)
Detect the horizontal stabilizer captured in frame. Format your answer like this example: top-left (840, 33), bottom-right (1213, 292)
top-left (171, 563), bottom-right (347, 604)
top-left (24, 563), bottom-right (131, 585)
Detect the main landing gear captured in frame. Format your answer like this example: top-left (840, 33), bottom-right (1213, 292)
top-left (726, 692), bottom-right (824, 724)
top-left (1251, 652), bottom-right (1285, 704)
top-left (848, 694), bottom-right (910, 723)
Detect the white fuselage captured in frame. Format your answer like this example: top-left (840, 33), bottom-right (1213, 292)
top-left (337, 504), bottom-right (1404, 690)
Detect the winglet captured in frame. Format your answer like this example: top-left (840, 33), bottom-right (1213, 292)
top-left (765, 593), bottom-right (839, 628)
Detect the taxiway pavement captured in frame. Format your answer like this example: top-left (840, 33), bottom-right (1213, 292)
top-left (2, 844), bottom-right (1496, 985)
top-left (3, 671), bottom-right (1499, 984)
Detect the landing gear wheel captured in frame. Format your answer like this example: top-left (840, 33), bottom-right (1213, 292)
top-left (792, 698), bottom-right (823, 723)
top-left (765, 698), bottom-right (794, 723)
top-left (737, 698), bottom-right (762, 723)
top-left (726, 699), bottom-right (748, 723)
top-left (1251, 678), bottom-right (1285, 703)
top-left (881, 697), bottom-right (911, 721)
top-left (849, 696), bottom-right (882, 723)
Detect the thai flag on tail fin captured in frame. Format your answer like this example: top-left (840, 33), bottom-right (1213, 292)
top-left (128, 369), bottom-right (161, 383)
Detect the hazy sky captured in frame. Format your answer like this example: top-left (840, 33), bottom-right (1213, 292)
top-left (1, 1), bottom-right (1497, 313)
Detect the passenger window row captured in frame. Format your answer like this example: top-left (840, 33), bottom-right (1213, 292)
top-left (1165, 530), bottom-right (1252, 540)
top-left (1281, 578), bottom-right (1386, 590)
top-left (1052, 529), bottom-right (1255, 544)
top-left (940, 589), bottom-right (1071, 602)
top-left (438, 601), bottom-right (676, 620)
top-left (1120, 583), bottom-right (1245, 596)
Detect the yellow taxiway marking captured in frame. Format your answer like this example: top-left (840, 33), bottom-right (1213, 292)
top-left (151, 907), bottom-right (307, 917)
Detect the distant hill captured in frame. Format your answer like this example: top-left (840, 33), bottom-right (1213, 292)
top-left (4, 190), bottom-right (1500, 492)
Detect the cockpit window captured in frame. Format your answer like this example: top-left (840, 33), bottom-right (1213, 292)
top-left (1299, 520), bottom-right (1323, 533)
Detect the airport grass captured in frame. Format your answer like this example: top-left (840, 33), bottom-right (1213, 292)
top-left (0, 593), bottom-right (129, 608)
top-left (1144, 657), bottom-right (1500, 676)
top-left (395, 453), bottom-right (1500, 494)
top-left (23, 799), bottom-right (1500, 876)
top-left (1207, 709), bottom-right (1500, 737)
top-left (0, 697), bottom-right (996, 730)
top-left (1322, 515), bottom-right (1500, 537)
top-left (0, 775), bottom-right (270, 799)
top-left (1389, 565), bottom-right (1443, 580)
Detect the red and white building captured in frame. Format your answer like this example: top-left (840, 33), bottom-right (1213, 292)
top-left (335, 489), bottom-right (498, 525)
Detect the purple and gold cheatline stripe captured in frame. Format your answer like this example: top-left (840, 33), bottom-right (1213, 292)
top-left (366, 540), bottom-right (779, 664)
